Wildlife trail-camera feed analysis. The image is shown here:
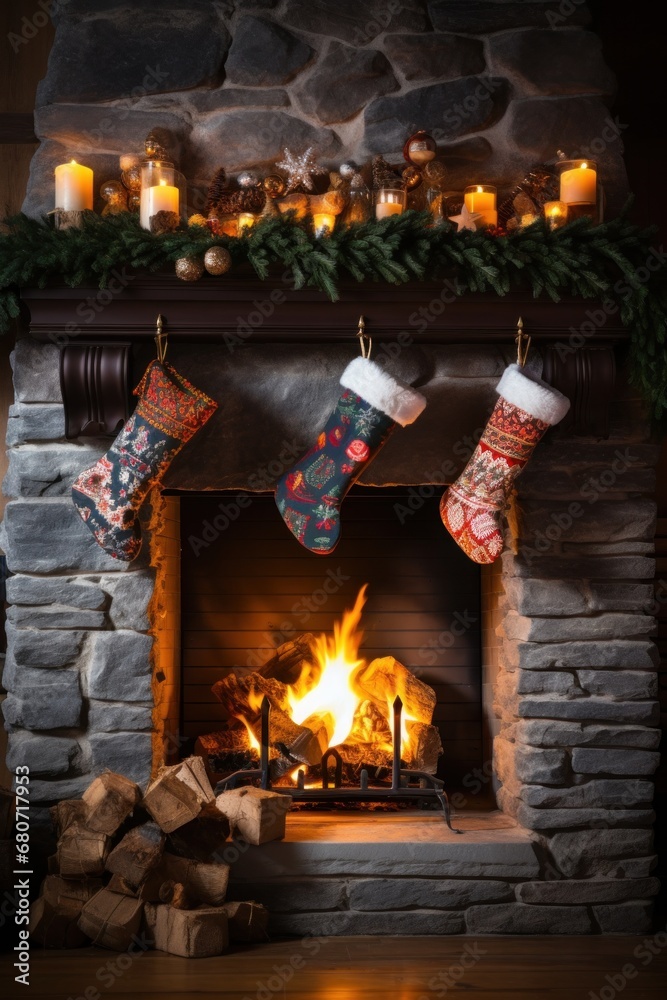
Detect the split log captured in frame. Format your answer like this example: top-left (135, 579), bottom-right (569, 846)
top-left (406, 722), bottom-right (443, 775)
top-left (82, 771), bottom-right (141, 835)
top-left (223, 901), bottom-right (269, 943)
top-left (216, 787), bottom-right (291, 846)
top-left (145, 902), bottom-right (229, 958)
top-left (107, 873), bottom-right (140, 897)
top-left (78, 889), bottom-right (144, 951)
top-left (106, 822), bottom-right (165, 886)
top-left (41, 875), bottom-right (103, 908)
top-left (195, 728), bottom-right (259, 778)
top-left (354, 656), bottom-right (436, 724)
top-left (57, 822), bottom-right (110, 879)
top-left (50, 799), bottom-right (89, 838)
top-left (30, 896), bottom-right (89, 949)
top-left (160, 852), bottom-right (230, 906)
top-left (143, 756), bottom-right (215, 833)
top-left (261, 633), bottom-right (320, 687)
top-left (166, 802), bottom-right (230, 863)
top-left (47, 854), bottom-right (59, 875)
top-left (212, 673), bottom-right (290, 723)
top-left (349, 699), bottom-right (392, 745)
top-left (158, 880), bottom-right (192, 910)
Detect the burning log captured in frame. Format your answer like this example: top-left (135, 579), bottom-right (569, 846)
top-left (82, 772), bottom-right (141, 836)
top-left (406, 722), bottom-right (443, 775)
top-left (252, 705), bottom-right (331, 767)
top-left (212, 673), bottom-right (290, 723)
top-left (144, 756), bottom-right (215, 834)
top-left (144, 903), bottom-right (230, 958)
top-left (78, 889), bottom-right (144, 951)
top-left (216, 787), bottom-right (291, 846)
top-left (223, 901), bottom-right (269, 943)
top-left (354, 656), bottom-right (436, 724)
top-left (261, 633), bottom-right (320, 687)
top-left (349, 699), bottom-right (392, 745)
top-left (106, 822), bottom-right (165, 887)
top-left (195, 728), bottom-right (259, 778)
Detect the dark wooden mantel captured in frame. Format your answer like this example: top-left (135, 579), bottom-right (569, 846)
top-left (21, 271), bottom-right (626, 438)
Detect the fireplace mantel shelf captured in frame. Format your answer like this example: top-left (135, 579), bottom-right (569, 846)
top-left (21, 269), bottom-right (629, 343)
top-left (20, 272), bottom-right (623, 439)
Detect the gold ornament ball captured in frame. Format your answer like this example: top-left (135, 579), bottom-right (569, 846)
top-left (175, 256), bottom-right (205, 281)
top-left (188, 213), bottom-right (209, 229)
top-left (263, 174), bottom-right (286, 199)
top-left (204, 246), bottom-right (232, 276)
top-left (402, 165), bottom-right (422, 191)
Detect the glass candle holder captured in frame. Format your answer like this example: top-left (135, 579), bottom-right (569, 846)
top-left (464, 185), bottom-right (497, 227)
top-left (544, 200), bottom-right (568, 229)
top-left (375, 188), bottom-right (406, 220)
top-left (342, 185), bottom-right (372, 225)
top-left (140, 160), bottom-right (185, 230)
top-left (313, 212), bottom-right (335, 237)
top-left (238, 212), bottom-right (256, 233)
top-left (557, 159), bottom-right (597, 220)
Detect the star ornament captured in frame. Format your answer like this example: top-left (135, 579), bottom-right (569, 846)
top-left (275, 146), bottom-right (328, 193)
top-left (448, 203), bottom-right (483, 232)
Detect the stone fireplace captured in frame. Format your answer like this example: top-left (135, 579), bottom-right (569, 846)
top-left (2, 0), bottom-right (662, 937)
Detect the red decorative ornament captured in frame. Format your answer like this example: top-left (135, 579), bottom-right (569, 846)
top-left (485, 225), bottom-right (508, 238)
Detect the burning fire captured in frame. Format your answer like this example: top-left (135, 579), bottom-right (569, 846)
top-left (211, 583), bottom-right (442, 781)
top-left (289, 584), bottom-right (367, 748)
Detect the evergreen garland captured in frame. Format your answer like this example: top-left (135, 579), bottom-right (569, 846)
top-left (1, 209), bottom-right (666, 416)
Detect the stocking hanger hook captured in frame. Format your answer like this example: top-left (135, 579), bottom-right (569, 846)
top-left (515, 316), bottom-right (531, 367)
top-left (357, 315), bottom-right (372, 360)
top-left (155, 314), bottom-right (168, 363)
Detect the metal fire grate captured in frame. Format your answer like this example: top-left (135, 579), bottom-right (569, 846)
top-left (215, 695), bottom-right (462, 833)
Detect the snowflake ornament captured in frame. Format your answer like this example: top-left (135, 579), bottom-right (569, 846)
top-left (275, 146), bottom-right (328, 193)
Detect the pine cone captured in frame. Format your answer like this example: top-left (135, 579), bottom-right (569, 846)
top-left (206, 167), bottom-right (229, 214)
top-left (210, 187), bottom-right (266, 216)
top-left (372, 155), bottom-right (404, 191)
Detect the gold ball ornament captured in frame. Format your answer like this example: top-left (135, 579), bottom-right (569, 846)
top-left (204, 246), bottom-right (232, 276)
top-left (263, 174), bottom-right (286, 199)
top-left (175, 256), bottom-right (205, 282)
top-left (402, 165), bottom-right (423, 191)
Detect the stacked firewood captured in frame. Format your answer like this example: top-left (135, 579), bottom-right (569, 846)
top-left (30, 760), bottom-right (291, 957)
top-left (198, 635), bottom-right (443, 784)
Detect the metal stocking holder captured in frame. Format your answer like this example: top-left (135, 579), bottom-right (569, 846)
top-left (216, 695), bottom-right (462, 833)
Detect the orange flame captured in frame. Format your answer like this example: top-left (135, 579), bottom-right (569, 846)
top-left (289, 585), bottom-right (368, 748)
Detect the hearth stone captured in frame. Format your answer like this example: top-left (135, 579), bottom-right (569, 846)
top-left (88, 632), bottom-right (154, 702)
top-left (3, 668), bottom-right (82, 730)
top-left (426, 1), bottom-right (591, 32)
top-left (548, 829), bottom-right (655, 878)
top-left (6, 732), bottom-right (80, 777)
top-left (89, 733), bottom-right (153, 786)
top-left (225, 16), bottom-right (313, 87)
top-left (517, 879), bottom-right (660, 904)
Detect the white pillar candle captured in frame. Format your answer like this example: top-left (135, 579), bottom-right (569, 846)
top-left (55, 160), bottom-right (93, 211)
top-left (375, 189), bottom-right (406, 220)
top-left (141, 179), bottom-right (179, 230)
top-left (559, 161), bottom-right (597, 205)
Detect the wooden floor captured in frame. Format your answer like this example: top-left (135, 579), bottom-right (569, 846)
top-left (4, 937), bottom-right (667, 999)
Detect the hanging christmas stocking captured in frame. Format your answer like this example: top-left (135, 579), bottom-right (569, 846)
top-left (275, 357), bottom-right (426, 553)
top-left (440, 363), bottom-right (570, 564)
top-left (72, 360), bottom-right (217, 562)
